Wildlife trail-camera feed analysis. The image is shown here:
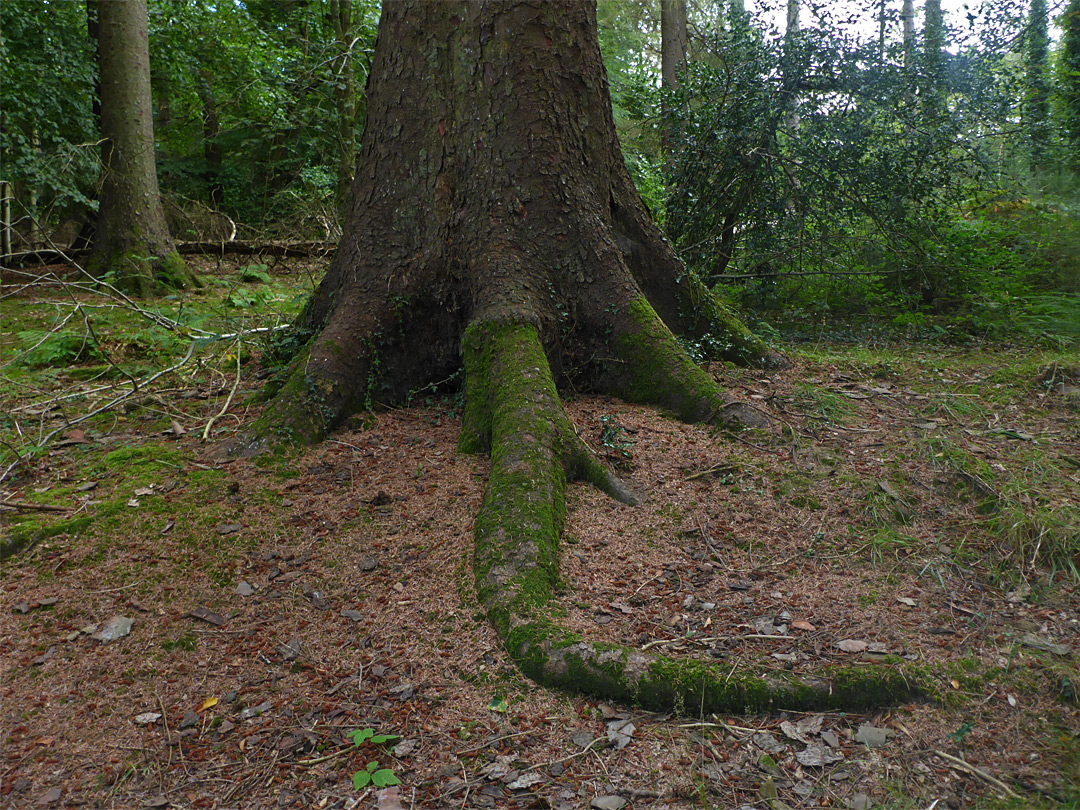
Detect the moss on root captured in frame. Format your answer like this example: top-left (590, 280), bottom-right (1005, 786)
top-left (467, 317), bottom-right (921, 716)
top-left (681, 273), bottom-right (778, 368)
top-left (611, 297), bottom-right (768, 428)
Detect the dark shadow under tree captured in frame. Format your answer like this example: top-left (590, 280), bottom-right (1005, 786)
top-left (242, 1), bottom-right (921, 713)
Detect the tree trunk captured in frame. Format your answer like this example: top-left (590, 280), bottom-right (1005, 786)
top-left (89, 0), bottom-right (197, 295)
top-left (1023, 0), bottom-right (1050, 173)
top-left (330, 0), bottom-right (358, 217)
top-left (197, 68), bottom-right (224, 208)
top-left (238, 1), bottom-right (919, 715)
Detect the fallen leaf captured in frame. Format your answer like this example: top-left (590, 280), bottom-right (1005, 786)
top-left (198, 697), bottom-right (218, 711)
top-left (795, 740), bottom-right (845, 766)
top-left (188, 607), bottom-right (226, 626)
top-left (836, 639), bottom-right (868, 653)
top-left (791, 620), bottom-right (815, 631)
top-left (488, 696), bottom-right (508, 713)
top-left (377, 787), bottom-right (405, 810)
top-left (896, 597), bottom-right (917, 607)
top-left (507, 773), bottom-right (544, 790)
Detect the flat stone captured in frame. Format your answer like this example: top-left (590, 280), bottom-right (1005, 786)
top-left (590, 796), bottom-right (628, 810)
top-left (91, 616), bottom-right (134, 642)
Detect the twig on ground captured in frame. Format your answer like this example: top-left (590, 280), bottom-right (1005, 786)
top-left (203, 337), bottom-right (243, 440)
top-left (932, 749), bottom-right (1020, 799)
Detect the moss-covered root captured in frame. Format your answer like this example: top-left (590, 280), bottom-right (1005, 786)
top-left (501, 618), bottom-right (924, 714)
top-left (458, 321), bottom-right (635, 505)
top-left (607, 296), bottom-right (770, 429)
top-left (220, 306), bottom-right (384, 456)
top-left (464, 318), bottom-right (922, 714)
top-left (681, 272), bottom-right (782, 369)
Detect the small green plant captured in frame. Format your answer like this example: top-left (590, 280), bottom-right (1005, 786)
top-left (599, 414), bottom-right (632, 457)
top-left (347, 728), bottom-right (401, 790)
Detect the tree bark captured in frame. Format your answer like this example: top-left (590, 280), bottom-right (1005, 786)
top-left (330, 0), bottom-right (359, 217)
top-left (89, 0), bottom-right (197, 295)
top-left (238, 1), bottom-right (920, 715)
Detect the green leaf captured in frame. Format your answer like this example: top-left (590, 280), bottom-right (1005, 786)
top-left (371, 769), bottom-right (401, 787)
top-left (352, 770), bottom-right (371, 790)
top-left (348, 728), bottom-right (374, 746)
top-left (488, 696), bottom-right (508, 713)
top-left (369, 733), bottom-right (400, 745)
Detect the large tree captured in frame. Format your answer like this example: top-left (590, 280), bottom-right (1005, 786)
top-left (244, 1), bottom-right (916, 712)
top-left (88, 0), bottom-right (196, 294)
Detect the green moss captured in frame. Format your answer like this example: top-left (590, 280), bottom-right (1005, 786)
top-left (613, 297), bottom-right (731, 423)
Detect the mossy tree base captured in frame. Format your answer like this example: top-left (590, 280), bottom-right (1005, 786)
top-left (226, 2), bottom-right (888, 716)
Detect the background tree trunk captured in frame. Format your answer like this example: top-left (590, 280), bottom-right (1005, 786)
top-left (330, 0), bottom-right (358, 217)
top-left (89, 0), bottom-right (196, 295)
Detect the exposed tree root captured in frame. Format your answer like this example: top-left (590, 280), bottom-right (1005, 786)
top-left (467, 320), bottom-right (924, 715)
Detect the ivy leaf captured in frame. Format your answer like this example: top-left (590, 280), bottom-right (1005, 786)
top-left (352, 770), bottom-right (372, 790)
top-left (371, 769), bottom-right (401, 787)
top-left (349, 728), bottom-right (374, 746)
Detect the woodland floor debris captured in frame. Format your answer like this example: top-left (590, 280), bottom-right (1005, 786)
top-left (2, 260), bottom-right (1079, 809)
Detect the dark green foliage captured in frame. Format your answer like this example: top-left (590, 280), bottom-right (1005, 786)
top-left (148, 0), bottom-right (379, 233)
top-left (0, 2), bottom-right (98, 225)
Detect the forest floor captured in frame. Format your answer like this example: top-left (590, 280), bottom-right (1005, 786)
top-left (2, 257), bottom-right (1080, 810)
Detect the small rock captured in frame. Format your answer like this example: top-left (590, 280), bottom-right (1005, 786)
top-left (216, 523), bottom-right (242, 535)
top-left (217, 720), bottom-right (235, 734)
top-left (178, 711), bottom-right (200, 730)
top-left (37, 787), bottom-right (62, 805)
top-left (590, 797), bottom-right (628, 810)
top-left (13, 602), bottom-right (30, 614)
top-left (134, 712), bottom-right (162, 725)
top-left (92, 616), bottom-right (134, 642)
top-left (358, 555), bottom-right (379, 571)
top-left (239, 700), bottom-right (273, 720)
top-left (235, 581), bottom-right (255, 597)
top-left (854, 724), bottom-right (892, 748)
top-left (848, 794), bottom-right (875, 810)
top-left (281, 638), bottom-right (302, 661)
top-left (32, 647), bottom-right (56, 666)
top-left (223, 690), bottom-right (238, 703)
top-left (341, 609), bottom-right (365, 621)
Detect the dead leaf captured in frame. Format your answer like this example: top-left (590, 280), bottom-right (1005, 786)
top-left (188, 607), bottom-right (226, 626)
top-left (198, 697), bottom-right (219, 711)
top-left (791, 620), bottom-right (816, 631)
top-left (376, 787), bottom-right (405, 810)
top-left (795, 740), bottom-right (845, 766)
top-left (836, 639), bottom-right (868, 653)
top-left (896, 597), bottom-right (917, 607)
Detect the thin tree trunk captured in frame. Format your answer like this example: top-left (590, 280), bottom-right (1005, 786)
top-left (330, 0), bottom-right (358, 217)
top-left (89, 0), bottom-right (196, 294)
